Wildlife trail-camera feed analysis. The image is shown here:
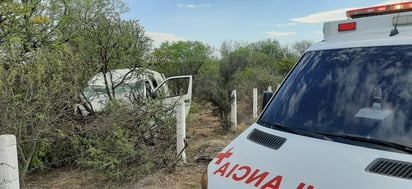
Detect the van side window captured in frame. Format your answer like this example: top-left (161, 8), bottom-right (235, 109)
top-left (152, 79), bottom-right (158, 88)
top-left (145, 81), bottom-right (152, 98)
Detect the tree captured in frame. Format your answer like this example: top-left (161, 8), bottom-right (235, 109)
top-left (291, 40), bottom-right (314, 57)
top-left (79, 17), bottom-right (151, 101)
top-left (0, 0), bottom-right (154, 184)
top-left (247, 39), bottom-right (284, 59)
top-left (0, 1), bottom-right (81, 184)
top-left (0, 0), bottom-right (65, 68)
top-left (58, 0), bottom-right (151, 108)
top-left (204, 39), bottom-right (293, 130)
top-left (0, 42), bottom-right (82, 185)
top-left (276, 57), bottom-right (297, 76)
top-left (153, 41), bottom-right (214, 77)
top-left (152, 41), bottom-right (215, 100)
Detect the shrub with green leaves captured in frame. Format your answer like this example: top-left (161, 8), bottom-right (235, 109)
top-left (73, 100), bottom-right (177, 182)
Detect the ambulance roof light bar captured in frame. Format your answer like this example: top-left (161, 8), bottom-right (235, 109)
top-left (347, 1), bottom-right (412, 19)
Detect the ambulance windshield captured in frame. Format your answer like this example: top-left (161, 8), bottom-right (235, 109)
top-left (259, 45), bottom-right (412, 149)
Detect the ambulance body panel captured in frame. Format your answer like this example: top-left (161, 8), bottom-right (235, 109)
top-left (207, 124), bottom-right (412, 189)
top-left (313, 12), bottom-right (412, 51)
top-left (203, 2), bottom-right (412, 189)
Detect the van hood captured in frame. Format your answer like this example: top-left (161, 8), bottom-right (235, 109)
top-left (207, 124), bottom-right (412, 189)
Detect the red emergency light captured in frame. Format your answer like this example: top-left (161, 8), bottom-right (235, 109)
top-left (338, 22), bottom-right (356, 32)
top-left (347, 1), bottom-right (412, 19)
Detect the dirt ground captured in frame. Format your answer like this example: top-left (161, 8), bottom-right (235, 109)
top-left (24, 110), bottom-right (249, 189)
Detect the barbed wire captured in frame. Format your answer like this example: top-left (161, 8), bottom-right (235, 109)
top-left (0, 162), bottom-right (16, 170)
top-left (26, 149), bottom-right (91, 174)
top-left (22, 132), bottom-right (180, 174)
top-left (3, 116), bottom-right (179, 176)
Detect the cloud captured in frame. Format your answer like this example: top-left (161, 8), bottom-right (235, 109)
top-left (178, 3), bottom-right (211, 9)
top-left (146, 32), bottom-right (186, 46)
top-left (276, 22), bottom-right (297, 27)
top-left (291, 8), bottom-right (350, 24)
top-left (266, 31), bottom-right (297, 37)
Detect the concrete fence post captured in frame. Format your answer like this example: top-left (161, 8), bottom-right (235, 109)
top-left (253, 88), bottom-right (258, 118)
top-left (0, 135), bottom-right (19, 189)
top-left (176, 100), bottom-right (187, 163)
top-left (231, 90), bottom-right (237, 128)
top-left (267, 86), bottom-right (272, 92)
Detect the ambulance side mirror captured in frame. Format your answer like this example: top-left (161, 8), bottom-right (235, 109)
top-left (262, 91), bottom-right (273, 111)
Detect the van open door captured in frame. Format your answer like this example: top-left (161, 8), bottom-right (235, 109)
top-left (152, 75), bottom-right (192, 118)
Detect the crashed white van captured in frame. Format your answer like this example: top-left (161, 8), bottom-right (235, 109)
top-left (202, 2), bottom-right (412, 189)
top-left (76, 68), bottom-right (192, 117)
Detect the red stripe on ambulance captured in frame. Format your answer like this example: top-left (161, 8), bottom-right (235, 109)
top-left (213, 148), bottom-right (315, 189)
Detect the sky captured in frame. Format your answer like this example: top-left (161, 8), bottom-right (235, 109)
top-left (122, 0), bottom-right (403, 48)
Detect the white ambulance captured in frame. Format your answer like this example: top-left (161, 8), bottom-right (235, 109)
top-left (202, 2), bottom-right (412, 189)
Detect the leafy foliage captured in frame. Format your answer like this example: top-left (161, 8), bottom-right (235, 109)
top-left (152, 40), bottom-right (217, 104)
top-left (0, 41), bottom-right (82, 185)
top-left (74, 100), bottom-right (177, 182)
top-left (0, 0), bottom-right (155, 186)
top-left (291, 40), bottom-right (314, 57)
top-left (202, 39), bottom-right (298, 129)
top-left (153, 41), bottom-right (214, 77)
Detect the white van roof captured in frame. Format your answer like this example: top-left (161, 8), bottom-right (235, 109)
top-left (87, 68), bottom-right (164, 86)
top-left (308, 2), bottom-right (412, 51)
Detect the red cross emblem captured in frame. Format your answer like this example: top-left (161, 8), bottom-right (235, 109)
top-left (215, 148), bottom-right (233, 165)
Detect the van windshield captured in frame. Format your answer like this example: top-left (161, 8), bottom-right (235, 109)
top-left (83, 81), bottom-right (145, 100)
top-left (259, 45), bottom-right (412, 148)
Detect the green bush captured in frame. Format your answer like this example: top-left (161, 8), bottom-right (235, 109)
top-left (73, 100), bottom-right (177, 182)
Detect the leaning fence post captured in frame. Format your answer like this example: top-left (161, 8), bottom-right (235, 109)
top-left (253, 88), bottom-right (258, 118)
top-left (231, 90), bottom-right (237, 128)
top-left (267, 86), bottom-right (272, 92)
top-left (0, 135), bottom-right (20, 189)
top-left (176, 100), bottom-right (187, 163)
